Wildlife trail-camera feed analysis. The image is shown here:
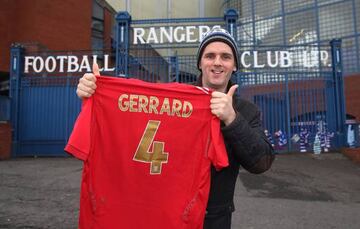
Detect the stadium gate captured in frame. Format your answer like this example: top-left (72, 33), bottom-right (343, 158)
top-left (9, 9), bottom-right (346, 156)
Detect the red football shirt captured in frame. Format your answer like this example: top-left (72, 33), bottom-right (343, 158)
top-left (65, 76), bottom-right (228, 229)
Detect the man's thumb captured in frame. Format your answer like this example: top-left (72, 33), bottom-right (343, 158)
top-left (227, 84), bottom-right (239, 97)
top-left (93, 62), bottom-right (100, 76)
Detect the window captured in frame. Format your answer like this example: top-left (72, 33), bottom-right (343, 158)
top-left (92, 0), bottom-right (104, 53)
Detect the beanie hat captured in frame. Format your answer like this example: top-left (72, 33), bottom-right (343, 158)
top-left (196, 27), bottom-right (240, 71)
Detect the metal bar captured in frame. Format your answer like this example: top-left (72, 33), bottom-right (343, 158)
top-left (9, 45), bottom-right (24, 157)
top-left (131, 17), bottom-right (224, 25)
top-left (285, 72), bottom-right (291, 151)
top-left (351, 0), bottom-right (360, 73)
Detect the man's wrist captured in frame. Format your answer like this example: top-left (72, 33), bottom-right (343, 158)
top-left (224, 111), bottom-right (236, 126)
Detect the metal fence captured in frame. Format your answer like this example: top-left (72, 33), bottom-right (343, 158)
top-left (121, 12), bottom-right (346, 153)
top-left (9, 48), bottom-right (116, 156)
top-left (233, 40), bottom-right (345, 152)
top-left (227, 0), bottom-right (360, 76)
top-left (0, 96), bottom-right (10, 121)
top-left (8, 9), bottom-right (348, 156)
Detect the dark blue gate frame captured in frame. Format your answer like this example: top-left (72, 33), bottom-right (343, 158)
top-left (8, 9), bottom-right (347, 156)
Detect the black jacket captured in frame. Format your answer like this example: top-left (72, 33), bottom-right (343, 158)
top-left (195, 77), bottom-right (275, 229)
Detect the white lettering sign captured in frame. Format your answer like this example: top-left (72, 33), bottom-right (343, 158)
top-left (239, 51), bottom-right (330, 69)
top-left (23, 50), bottom-right (331, 74)
top-left (133, 25), bottom-right (220, 44)
top-left (24, 55), bottom-right (115, 73)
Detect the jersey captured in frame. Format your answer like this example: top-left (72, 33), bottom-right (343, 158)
top-left (65, 76), bottom-right (229, 229)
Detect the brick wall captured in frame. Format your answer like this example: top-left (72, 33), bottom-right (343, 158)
top-left (344, 75), bottom-right (360, 122)
top-left (0, 0), bottom-right (92, 72)
top-left (104, 7), bottom-right (114, 50)
top-left (341, 147), bottom-right (360, 164)
top-left (0, 122), bottom-right (11, 160)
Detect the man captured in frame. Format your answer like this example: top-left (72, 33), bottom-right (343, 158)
top-left (76, 27), bottom-right (275, 229)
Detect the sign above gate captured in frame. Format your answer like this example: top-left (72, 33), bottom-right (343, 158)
top-left (24, 54), bottom-right (115, 73)
top-left (133, 25), bottom-right (220, 44)
top-left (23, 49), bottom-right (331, 74)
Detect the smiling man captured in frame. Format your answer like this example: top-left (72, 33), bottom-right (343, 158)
top-left (194, 28), bottom-right (275, 229)
top-left (75, 27), bottom-right (275, 229)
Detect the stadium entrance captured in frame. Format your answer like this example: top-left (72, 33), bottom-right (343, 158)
top-left (9, 9), bottom-right (346, 156)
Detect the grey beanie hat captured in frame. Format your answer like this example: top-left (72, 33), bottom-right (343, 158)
top-left (196, 27), bottom-right (240, 71)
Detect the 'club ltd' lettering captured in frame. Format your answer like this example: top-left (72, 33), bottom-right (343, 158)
top-left (118, 94), bottom-right (193, 118)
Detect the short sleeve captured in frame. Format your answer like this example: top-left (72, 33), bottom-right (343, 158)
top-left (64, 98), bottom-right (93, 161)
top-left (208, 116), bottom-right (229, 170)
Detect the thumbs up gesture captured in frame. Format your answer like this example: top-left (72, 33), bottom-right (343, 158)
top-left (76, 63), bottom-right (100, 99)
top-left (210, 85), bottom-right (238, 125)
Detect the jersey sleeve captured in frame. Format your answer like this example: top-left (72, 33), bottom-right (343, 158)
top-left (208, 116), bottom-right (229, 170)
top-left (64, 98), bottom-right (93, 161)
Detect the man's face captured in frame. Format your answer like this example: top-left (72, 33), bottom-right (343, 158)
top-left (199, 41), bottom-right (236, 92)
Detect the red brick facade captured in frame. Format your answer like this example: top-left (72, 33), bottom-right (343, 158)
top-left (241, 77), bottom-right (360, 122)
top-left (341, 147), bottom-right (360, 164)
top-left (104, 7), bottom-right (114, 50)
top-left (0, 0), bottom-right (116, 158)
top-left (0, 0), bottom-right (115, 72)
top-left (0, 122), bottom-right (11, 160)
top-left (344, 75), bottom-right (360, 122)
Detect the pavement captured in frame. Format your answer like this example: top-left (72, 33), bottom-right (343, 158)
top-left (0, 152), bottom-right (359, 229)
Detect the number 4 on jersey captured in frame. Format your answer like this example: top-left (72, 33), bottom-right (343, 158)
top-left (133, 120), bottom-right (169, 175)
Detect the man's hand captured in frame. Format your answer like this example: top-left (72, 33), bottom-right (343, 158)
top-left (210, 85), bottom-right (238, 126)
top-left (76, 63), bottom-right (100, 99)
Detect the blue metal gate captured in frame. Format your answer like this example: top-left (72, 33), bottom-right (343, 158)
top-left (8, 9), bottom-right (346, 156)
top-left (9, 48), bottom-right (116, 156)
top-left (235, 42), bottom-right (345, 152)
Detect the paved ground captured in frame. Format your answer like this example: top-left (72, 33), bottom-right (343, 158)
top-left (232, 153), bottom-right (360, 229)
top-left (0, 152), bottom-right (359, 229)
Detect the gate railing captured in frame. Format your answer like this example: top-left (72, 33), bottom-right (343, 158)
top-left (8, 9), bottom-right (347, 156)
top-left (9, 48), bottom-right (116, 156)
top-left (0, 96), bottom-right (10, 121)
